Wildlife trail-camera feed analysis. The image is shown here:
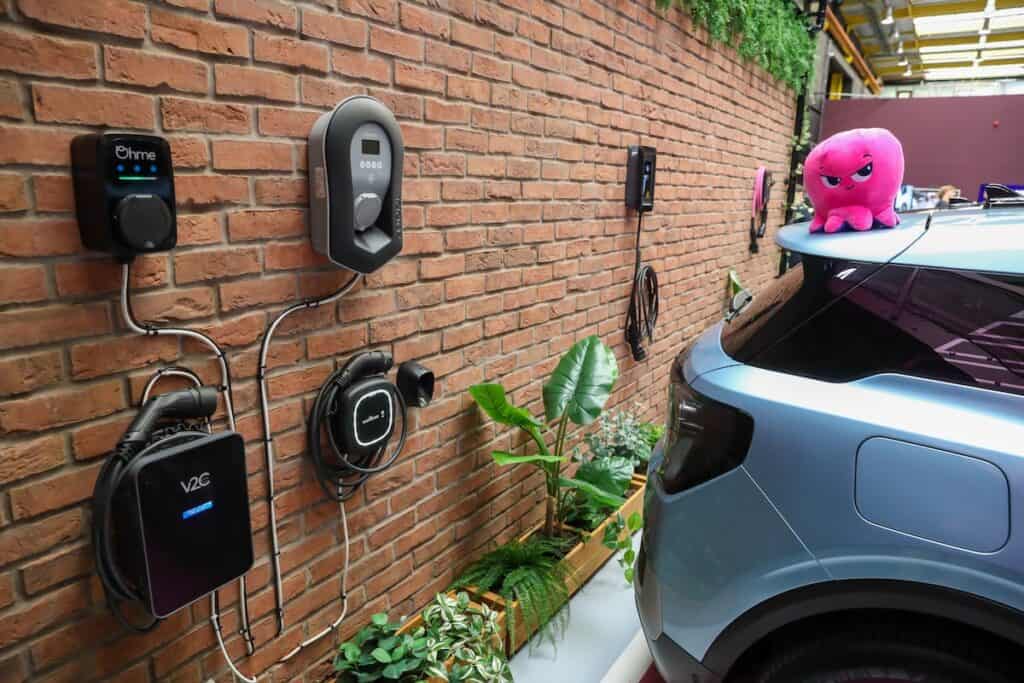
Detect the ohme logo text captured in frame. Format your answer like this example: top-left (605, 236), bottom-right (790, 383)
top-left (115, 144), bottom-right (157, 161)
top-left (181, 472), bottom-right (211, 493)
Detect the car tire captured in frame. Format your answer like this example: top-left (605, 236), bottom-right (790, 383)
top-left (749, 619), bottom-right (1016, 683)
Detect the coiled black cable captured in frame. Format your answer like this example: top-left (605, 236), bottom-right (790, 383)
top-left (307, 357), bottom-right (408, 501)
top-left (626, 212), bottom-right (659, 361)
top-left (92, 428), bottom-right (205, 632)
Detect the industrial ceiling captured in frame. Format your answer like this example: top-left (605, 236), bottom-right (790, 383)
top-left (838, 0), bottom-right (1024, 83)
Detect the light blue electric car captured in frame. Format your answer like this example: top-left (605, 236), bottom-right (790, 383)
top-left (637, 204), bottom-right (1024, 682)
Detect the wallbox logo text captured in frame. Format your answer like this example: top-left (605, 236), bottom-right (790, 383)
top-left (115, 144), bottom-right (157, 162)
top-left (361, 410), bottom-right (386, 425)
top-left (181, 472), bottom-right (211, 493)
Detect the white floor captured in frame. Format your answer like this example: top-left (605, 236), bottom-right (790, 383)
top-left (509, 533), bottom-right (651, 683)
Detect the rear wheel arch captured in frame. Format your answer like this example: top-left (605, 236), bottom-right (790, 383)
top-left (704, 579), bottom-right (1024, 678)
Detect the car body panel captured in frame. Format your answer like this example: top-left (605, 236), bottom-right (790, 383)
top-left (640, 453), bottom-right (829, 661)
top-left (894, 208), bottom-right (1024, 274)
top-left (777, 213), bottom-right (929, 263)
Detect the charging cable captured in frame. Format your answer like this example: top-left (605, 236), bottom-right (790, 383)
top-left (120, 264), bottom-right (256, 656)
top-left (626, 213), bottom-right (659, 361)
top-left (257, 272), bottom-right (362, 644)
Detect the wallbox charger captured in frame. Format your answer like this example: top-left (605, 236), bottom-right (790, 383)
top-left (625, 145), bottom-right (656, 212)
top-left (308, 96), bottom-right (404, 273)
top-left (114, 432), bottom-right (253, 618)
top-left (71, 133), bottom-right (176, 261)
top-left (94, 388), bottom-right (253, 627)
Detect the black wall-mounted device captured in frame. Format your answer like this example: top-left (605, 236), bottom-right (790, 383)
top-left (309, 96), bottom-right (404, 274)
top-left (72, 133), bottom-right (176, 262)
top-left (93, 388), bottom-right (253, 626)
top-left (625, 145), bottom-right (656, 213)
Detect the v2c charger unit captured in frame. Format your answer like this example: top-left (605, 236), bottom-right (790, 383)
top-left (308, 96), bottom-right (404, 273)
top-left (71, 133), bottom-right (176, 262)
top-left (94, 388), bottom-right (253, 624)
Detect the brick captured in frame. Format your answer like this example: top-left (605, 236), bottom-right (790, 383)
top-left (0, 174), bottom-right (27, 213)
top-left (0, 434), bottom-right (63, 485)
top-left (0, 28), bottom-right (97, 80)
top-left (427, 41), bottom-right (471, 72)
top-left (0, 264), bottom-right (47, 304)
top-left (0, 582), bottom-right (91, 649)
top-left (54, 254), bottom-right (166, 297)
top-left (70, 335), bottom-right (178, 380)
top-left (213, 140), bottom-right (292, 171)
top-left (214, 0), bottom-right (297, 29)
top-left (447, 74), bottom-right (489, 103)
top-left (0, 351), bottom-right (61, 399)
top-left (400, 4), bottom-right (450, 39)
top-left (0, 379), bottom-right (124, 434)
top-left (0, 79), bottom-right (24, 120)
top-left (254, 32), bottom-right (329, 73)
top-left (395, 62), bottom-right (445, 94)
top-left (228, 208), bottom-right (305, 240)
top-left (258, 107), bottom-right (320, 138)
top-left (300, 75), bottom-right (364, 108)
top-left (370, 25), bottom-right (424, 60)
top-left (174, 246), bottom-right (261, 284)
top-left (21, 545), bottom-right (92, 595)
top-left (104, 46), bottom-right (208, 94)
top-left (473, 53), bottom-right (512, 81)
top-left (10, 462), bottom-right (103, 519)
top-left (0, 303), bottom-right (108, 352)
top-left (33, 84), bottom-right (153, 129)
top-left (425, 99), bottom-right (469, 124)
top-left (17, 0), bottom-right (145, 39)
top-left (302, 8), bottom-right (367, 48)
top-left (256, 177), bottom-right (307, 205)
top-left (176, 174), bottom-right (249, 206)
top-left (265, 241), bottom-right (328, 270)
top-left (307, 326), bottom-right (368, 359)
top-left (219, 274), bottom-right (296, 311)
top-left (332, 48), bottom-right (390, 84)
top-left (152, 8), bottom-right (250, 57)
top-left (162, 97), bottom-right (251, 134)
top-left (215, 64), bottom-right (296, 103)
top-left (400, 123), bottom-right (443, 149)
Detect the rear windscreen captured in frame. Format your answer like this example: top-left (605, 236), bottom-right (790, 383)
top-left (722, 258), bottom-right (1024, 397)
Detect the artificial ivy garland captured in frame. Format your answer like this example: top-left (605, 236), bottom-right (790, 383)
top-left (657, 0), bottom-right (815, 89)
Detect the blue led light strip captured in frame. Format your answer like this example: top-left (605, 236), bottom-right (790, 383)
top-left (182, 500), bottom-right (214, 520)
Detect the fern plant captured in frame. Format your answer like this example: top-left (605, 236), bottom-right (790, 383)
top-left (656, 0), bottom-right (814, 89)
top-left (452, 537), bottom-right (571, 650)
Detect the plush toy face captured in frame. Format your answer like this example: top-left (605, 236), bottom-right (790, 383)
top-left (804, 128), bottom-right (904, 233)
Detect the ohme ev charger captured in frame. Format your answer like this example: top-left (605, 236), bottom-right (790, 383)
top-left (308, 96), bottom-right (404, 273)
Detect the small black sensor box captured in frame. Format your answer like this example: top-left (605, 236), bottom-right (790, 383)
top-left (71, 133), bottom-right (177, 261)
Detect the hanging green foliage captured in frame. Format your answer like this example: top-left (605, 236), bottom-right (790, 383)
top-left (656, 0), bottom-right (815, 89)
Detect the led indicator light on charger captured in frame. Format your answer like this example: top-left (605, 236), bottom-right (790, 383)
top-left (150, 164), bottom-right (158, 173)
top-left (182, 500), bottom-right (214, 520)
top-left (116, 164), bottom-right (125, 172)
top-left (133, 164), bottom-right (141, 173)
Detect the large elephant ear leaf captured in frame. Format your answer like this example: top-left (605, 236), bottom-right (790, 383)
top-left (469, 384), bottom-right (542, 431)
top-left (542, 335), bottom-right (618, 425)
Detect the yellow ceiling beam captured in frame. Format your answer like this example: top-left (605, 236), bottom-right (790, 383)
top-left (862, 29), bottom-right (1024, 55)
top-left (878, 60), bottom-right (973, 75)
top-left (825, 5), bottom-right (883, 92)
top-left (996, 0), bottom-right (1024, 8)
top-left (845, 0), bottom-right (987, 26)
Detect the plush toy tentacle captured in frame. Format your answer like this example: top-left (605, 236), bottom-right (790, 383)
top-left (848, 206), bottom-right (874, 231)
top-left (824, 213), bottom-right (845, 233)
top-left (875, 207), bottom-right (899, 227)
top-left (809, 214), bottom-right (826, 233)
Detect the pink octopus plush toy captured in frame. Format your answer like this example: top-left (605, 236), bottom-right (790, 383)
top-left (804, 128), bottom-right (904, 233)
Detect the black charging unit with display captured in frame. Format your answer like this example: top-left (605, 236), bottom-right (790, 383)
top-left (624, 146), bottom-right (659, 362)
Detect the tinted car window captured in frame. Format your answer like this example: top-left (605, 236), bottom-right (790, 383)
top-left (722, 258), bottom-right (1024, 397)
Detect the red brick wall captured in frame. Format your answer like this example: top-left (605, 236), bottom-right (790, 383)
top-left (0, 0), bottom-right (795, 681)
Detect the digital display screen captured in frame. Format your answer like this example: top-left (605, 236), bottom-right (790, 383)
top-left (362, 139), bottom-right (380, 156)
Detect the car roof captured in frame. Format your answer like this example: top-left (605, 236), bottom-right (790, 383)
top-left (777, 207), bottom-right (1024, 275)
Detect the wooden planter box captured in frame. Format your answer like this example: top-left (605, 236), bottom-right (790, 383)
top-left (394, 592), bottom-right (507, 683)
top-left (468, 476), bottom-right (647, 655)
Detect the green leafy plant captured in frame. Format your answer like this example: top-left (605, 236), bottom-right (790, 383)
top-left (561, 456), bottom-right (634, 531)
top-left (469, 335), bottom-right (621, 538)
top-left (335, 613), bottom-right (429, 682)
top-left (422, 592), bottom-right (512, 683)
top-left (602, 512), bottom-right (644, 584)
top-left (585, 407), bottom-right (662, 470)
top-left (452, 536), bottom-right (571, 649)
top-left (655, 0), bottom-right (814, 89)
